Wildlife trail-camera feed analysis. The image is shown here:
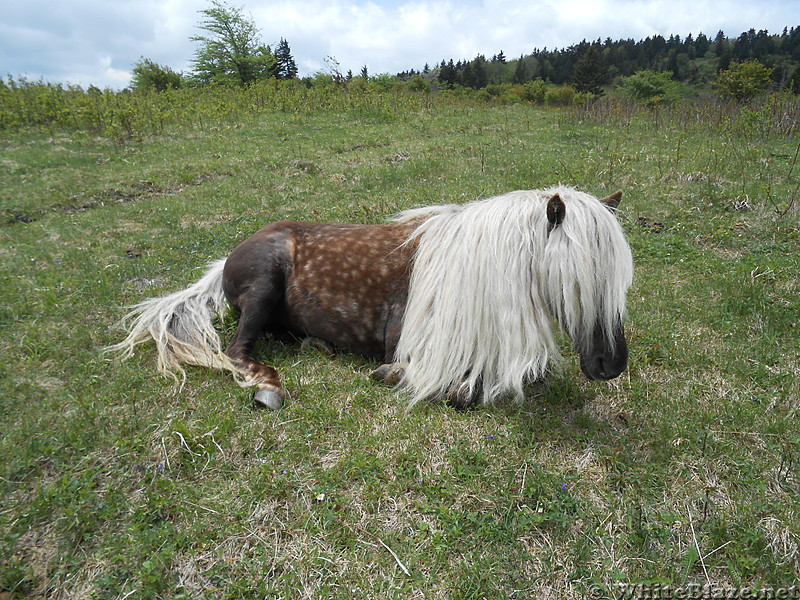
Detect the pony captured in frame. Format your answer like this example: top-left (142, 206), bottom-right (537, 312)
top-left (108, 186), bottom-right (633, 409)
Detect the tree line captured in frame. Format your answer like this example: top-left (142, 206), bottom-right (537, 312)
top-left (80, 0), bottom-right (800, 104)
top-left (430, 27), bottom-right (800, 95)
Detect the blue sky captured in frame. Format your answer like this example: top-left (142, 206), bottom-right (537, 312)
top-left (1, 0), bottom-right (797, 89)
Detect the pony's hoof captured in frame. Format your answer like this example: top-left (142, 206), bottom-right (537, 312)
top-left (446, 385), bottom-right (480, 410)
top-left (254, 387), bottom-right (284, 410)
top-left (371, 363), bottom-right (405, 386)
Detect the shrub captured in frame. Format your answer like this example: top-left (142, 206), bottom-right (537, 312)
top-left (544, 85), bottom-right (577, 106)
top-left (619, 70), bottom-right (681, 105)
top-left (407, 74), bottom-right (431, 93)
top-left (715, 60), bottom-right (774, 101)
top-left (523, 79), bottom-right (547, 103)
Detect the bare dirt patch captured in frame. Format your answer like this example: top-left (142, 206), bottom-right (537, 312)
top-left (3, 172), bottom-right (233, 226)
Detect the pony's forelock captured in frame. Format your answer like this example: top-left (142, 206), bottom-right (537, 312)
top-left (541, 187), bottom-right (633, 354)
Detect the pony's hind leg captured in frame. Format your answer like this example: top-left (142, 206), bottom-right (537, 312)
top-left (300, 336), bottom-right (335, 356)
top-left (226, 297), bottom-right (286, 410)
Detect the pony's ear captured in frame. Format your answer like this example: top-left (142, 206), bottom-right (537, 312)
top-left (546, 194), bottom-right (566, 232)
top-left (600, 190), bottom-right (623, 210)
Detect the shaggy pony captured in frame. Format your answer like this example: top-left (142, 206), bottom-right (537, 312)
top-left (108, 186), bottom-right (633, 408)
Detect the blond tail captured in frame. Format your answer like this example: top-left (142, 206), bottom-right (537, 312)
top-left (106, 259), bottom-right (244, 384)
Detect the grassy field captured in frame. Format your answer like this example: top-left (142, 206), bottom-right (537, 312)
top-left (1, 94), bottom-right (799, 599)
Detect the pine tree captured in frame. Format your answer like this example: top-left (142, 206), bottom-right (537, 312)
top-left (512, 56), bottom-right (529, 84)
top-left (572, 44), bottom-right (608, 94)
top-left (714, 31), bottom-right (728, 56)
top-left (275, 38), bottom-right (298, 79)
top-left (437, 59), bottom-right (458, 87)
top-left (461, 62), bottom-right (475, 88)
top-left (695, 33), bottom-right (710, 56)
top-left (471, 56), bottom-right (488, 88)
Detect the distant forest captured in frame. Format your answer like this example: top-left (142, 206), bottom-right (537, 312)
top-left (399, 27), bottom-right (800, 93)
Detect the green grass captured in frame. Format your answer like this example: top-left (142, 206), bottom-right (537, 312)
top-left (1, 97), bottom-right (799, 598)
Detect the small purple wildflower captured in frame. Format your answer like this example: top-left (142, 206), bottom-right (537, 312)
top-left (561, 483), bottom-right (568, 491)
top-left (156, 463), bottom-right (165, 473)
top-left (486, 435), bottom-right (495, 441)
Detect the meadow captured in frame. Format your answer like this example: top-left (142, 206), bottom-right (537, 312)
top-left (1, 86), bottom-right (799, 599)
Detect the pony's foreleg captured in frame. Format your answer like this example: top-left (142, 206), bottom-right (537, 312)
top-left (371, 309), bottom-right (408, 386)
top-left (370, 363), bottom-right (408, 386)
top-left (445, 380), bottom-right (482, 410)
top-left (371, 363), bottom-right (480, 408)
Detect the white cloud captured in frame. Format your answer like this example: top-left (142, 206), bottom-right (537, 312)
top-left (0, 0), bottom-right (796, 88)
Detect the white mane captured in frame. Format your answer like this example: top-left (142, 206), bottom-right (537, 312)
top-left (394, 186), bottom-right (633, 405)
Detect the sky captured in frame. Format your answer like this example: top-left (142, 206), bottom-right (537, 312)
top-left (1, 0), bottom-right (797, 89)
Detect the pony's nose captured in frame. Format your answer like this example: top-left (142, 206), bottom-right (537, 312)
top-left (581, 326), bottom-right (628, 380)
top-left (581, 352), bottom-right (627, 380)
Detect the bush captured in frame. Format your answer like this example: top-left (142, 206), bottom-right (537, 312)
top-left (619, 70), bottom-right (681, 105)
top-left (481, 83), bottom-right (525, 105)
top-left (369, 74), bottom-right (400, 91)
top-left (523, 79), bottom-right (547, 103)
top-left (407, 74), bottom-right (431, 93)
top-left (715, 60), bottom-right (774, 101)
top-left (544, 85), bottom-right (577, 106)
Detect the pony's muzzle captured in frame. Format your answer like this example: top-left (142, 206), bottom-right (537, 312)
top-left (580, 323), bottom-right (628, 381)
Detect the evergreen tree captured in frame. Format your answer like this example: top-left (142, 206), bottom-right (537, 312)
top-left (572, 44), bottom-right (608, 94)
top-left (666, 49), bottom-right (681, 76)
top-left (695, 33), bottom-right (710, 56)
top-left (733, 29), bottom-right (755, 60)
top-left (461, 62), bottom-right (475, 87)
top-left (752, 30), bottom-right (775, 60)
top-left (471, 56), bottom-right (488, 88)
top-left (512, 56), bottom-right (529, 84)
top-left (275, 38), bottom-right (298, 79)
top-left (437, 59), bottom-right (458, 87)
top-left (714, 30), bottom-right (728, 56)
top-left (717, 46), bottom-right (733, 72)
